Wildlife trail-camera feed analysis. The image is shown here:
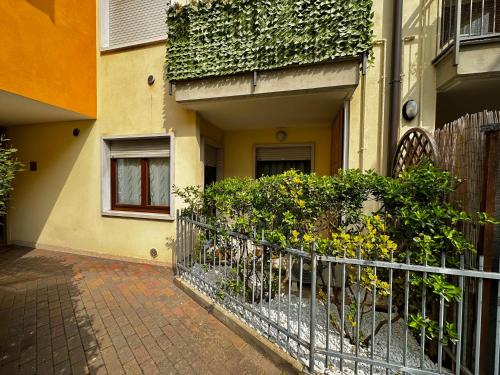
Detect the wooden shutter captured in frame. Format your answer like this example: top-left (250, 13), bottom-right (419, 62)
top-left (204, 144), bottom-right (218, 167)
top-left (109, 138), bottom-right (170, 158)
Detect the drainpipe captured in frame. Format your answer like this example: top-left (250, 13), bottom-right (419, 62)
top-left (387, 0), bottom-right (404, 175)
top-left (342, 100), bottom-right (350, 170)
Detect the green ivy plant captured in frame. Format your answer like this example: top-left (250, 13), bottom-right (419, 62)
top-left (166, 0), bottom-right (374, 81)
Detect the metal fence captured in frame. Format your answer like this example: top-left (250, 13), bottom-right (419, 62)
top-left (175, 212), bottom-right (500, 375)
top-left (440, 0), bottom-right (500, 49)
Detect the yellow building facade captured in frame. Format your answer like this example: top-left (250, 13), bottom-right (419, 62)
top-left (2, 0), bottom-right (500, 265)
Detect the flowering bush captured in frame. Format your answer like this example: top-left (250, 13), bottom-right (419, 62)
top-left (175, 162), bottom-right (496, 348)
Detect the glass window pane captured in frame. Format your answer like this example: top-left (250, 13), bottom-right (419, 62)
top-left (116, 158), bottom-right (142, 205)
top-left (148, 158), bottom-right (170, 206)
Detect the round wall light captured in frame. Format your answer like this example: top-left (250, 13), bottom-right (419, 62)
top-left (402, 100), bottom-right (418, 121)
top-left (150, 248), bottom-right (158, 258)
top-left (275, 130), bottom-right (287, 142)
top-left (147, 75), bottom-right (155, 86)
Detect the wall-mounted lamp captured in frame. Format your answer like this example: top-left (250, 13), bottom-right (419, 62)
top-left (402, 100), bottom-right (418, 121)
top-left (275, 130), bottom-right (287, 142)
top-left (147, 75), bottom-right (155, 86)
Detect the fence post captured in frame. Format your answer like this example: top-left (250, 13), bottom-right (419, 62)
top-left (175, 209), bottom-right (180, 275)
top-left (309, 244), bottom-right (317, 373)
top-left (479, 123), bottom-right (500, 374)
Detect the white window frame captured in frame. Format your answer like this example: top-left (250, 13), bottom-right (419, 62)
top-left (253, 143), bottom-right (315, 178)
top-left (101, 133), bottom-right (175, 221)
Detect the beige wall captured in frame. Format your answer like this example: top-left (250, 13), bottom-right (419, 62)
top-left (6, 44), bottom-right (200, 264)
top-left (348, 0), bottom-right (439, 173)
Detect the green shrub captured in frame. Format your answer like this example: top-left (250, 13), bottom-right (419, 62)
top-left (0, 137), bottom-right (21, 216)
top-left (175, 162), bottom-right (496, 347)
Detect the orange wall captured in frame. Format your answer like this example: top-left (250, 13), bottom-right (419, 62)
top-left (0, 0), bottom-right (96, 118)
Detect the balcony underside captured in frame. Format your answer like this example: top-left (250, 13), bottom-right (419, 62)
top-left (0, 90), bottom-right (90, 126)
top-left (174, 60), bottom-right (358, 130)
top-left (435, 41), bottom-right (500, 92)
top-left (435, 41), bottom-right (500, 125)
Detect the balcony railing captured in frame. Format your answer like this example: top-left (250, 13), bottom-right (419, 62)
top-left (166, 0), bottom-right (373, 82)
top-left (440, 0), bottom-right (500, 50)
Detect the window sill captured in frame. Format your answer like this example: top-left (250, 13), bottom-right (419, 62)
top-left (101, 210), bottom-right (174, 221)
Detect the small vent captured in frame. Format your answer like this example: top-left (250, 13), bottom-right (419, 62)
top-left (256, 146), bottom-right (312, 161)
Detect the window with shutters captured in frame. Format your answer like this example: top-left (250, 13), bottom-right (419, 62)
top-left (255, 145), bottom-right (313, 178)
top-left (101, 135), bottom-right (174, 220)
top-left (100, 0), bottom-right (167, 50)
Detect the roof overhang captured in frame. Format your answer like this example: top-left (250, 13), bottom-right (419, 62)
top-left (0, 89), bottom-right (91, 126)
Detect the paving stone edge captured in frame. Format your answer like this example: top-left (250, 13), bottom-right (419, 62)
top-left (173, 277), bottom-right (309, 375)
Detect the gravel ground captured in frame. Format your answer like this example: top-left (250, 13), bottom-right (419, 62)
top-left (183, 265), bottom-right (451, 374)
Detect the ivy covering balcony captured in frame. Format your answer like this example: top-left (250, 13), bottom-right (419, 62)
top-left (166, 0), bottom-right (374, 81)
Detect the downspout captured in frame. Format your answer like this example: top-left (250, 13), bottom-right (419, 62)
top-left (342, 100), bottom-right (350, 170)
top-left (387, 0), bottom-right (404, 175)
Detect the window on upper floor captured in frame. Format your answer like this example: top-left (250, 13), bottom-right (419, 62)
top-left (101, 135), bottom-right (174, 220)
top-left (100, 0), bottom-right (167, 51)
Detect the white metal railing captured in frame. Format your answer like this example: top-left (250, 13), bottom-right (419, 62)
top-left (440, 0), bottom-right (500, 53)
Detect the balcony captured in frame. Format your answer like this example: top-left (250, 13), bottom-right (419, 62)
top-left (439, 0), bottom-right (500, 49)
top-left (434, 0), bottom-right (500, 124)
top-left (166, 0), bottom-right (373, 127)
top-left (435, 0), bottom-right (500, 89)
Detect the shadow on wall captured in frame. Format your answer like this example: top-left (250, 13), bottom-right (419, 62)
top-left (7, 120), bottom-right (94, 246)
top-left (0, 246), bottom-right (103, 374)
top-left (26, 0), bottom-right (55, 22)
top-left (400, 0), bottom-right (437, 128)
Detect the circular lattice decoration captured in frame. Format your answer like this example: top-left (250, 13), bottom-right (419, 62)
top-left (392, 128), bottom-right (439, 177)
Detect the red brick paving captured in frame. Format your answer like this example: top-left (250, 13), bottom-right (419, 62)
top-left (0, 247), bottom-right (288, 374)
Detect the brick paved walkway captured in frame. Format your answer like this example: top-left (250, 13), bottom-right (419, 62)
top-left (0, 247), bottom-right (288, 375)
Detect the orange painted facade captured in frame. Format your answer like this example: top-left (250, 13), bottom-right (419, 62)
top-left (0, 0), bottom-right (96, 118)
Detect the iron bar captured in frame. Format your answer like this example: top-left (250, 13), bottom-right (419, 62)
top-left (309, 249), bottom-right (317, 373)
top-left (370, 266), bottom-right (377, 375)
top-left (404, 250), bottom-right (410, 371)
top-left (317, 255), bottom-right (500, 280)
top-left (326, 261), bottom-right (332, 368)
top-left (456, 255), bottom-right (465, 375)
top-left (474, 256), bottom-right (484, 375)
top-left (355, 247), bottom-right (362, 374)
top-left (386, 251), bottom-right (394, 375)
top-left (438, 253), bottom-right (446, 373)
top-left (455, 0), bottom-right (461, 65)
top-left (340, 249), bottom-right (346, 372)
